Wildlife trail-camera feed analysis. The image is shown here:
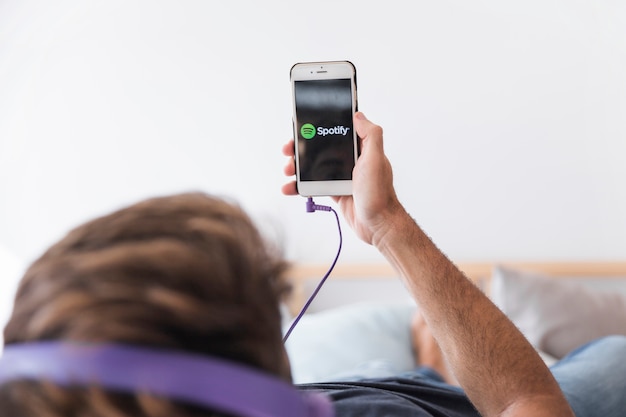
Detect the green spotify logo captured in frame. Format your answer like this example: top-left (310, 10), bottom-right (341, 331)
top-left (300, 123), bottom-right (316, 139)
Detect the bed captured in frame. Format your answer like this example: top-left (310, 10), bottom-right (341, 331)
top-left (282, 261), bottom-right (626, 384)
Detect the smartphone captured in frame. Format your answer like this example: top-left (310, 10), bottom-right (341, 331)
top-left (290, 61), bottom-right (359, 197)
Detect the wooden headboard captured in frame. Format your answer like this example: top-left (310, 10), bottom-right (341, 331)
top-left (285, 261), bottom-right (626, 315)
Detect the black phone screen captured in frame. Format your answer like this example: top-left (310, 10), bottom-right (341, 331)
top-left (294, 79), bottom-right (355, 182)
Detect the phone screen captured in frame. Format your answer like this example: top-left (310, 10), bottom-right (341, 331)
top-left (294, 79), bottom-right (355, 182)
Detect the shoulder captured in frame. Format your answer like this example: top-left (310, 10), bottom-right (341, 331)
top-left (298, 376), bottom-right (480, 417)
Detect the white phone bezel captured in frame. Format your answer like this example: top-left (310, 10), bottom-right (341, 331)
top-left (290, 61), bottom-right (358, 197)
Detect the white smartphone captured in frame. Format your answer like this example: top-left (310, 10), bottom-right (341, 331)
top-left (290, 61), bottom-right (359, 197)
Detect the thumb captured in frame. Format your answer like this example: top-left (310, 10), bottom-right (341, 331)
top-left (354, 112), bottom-right (384, 152)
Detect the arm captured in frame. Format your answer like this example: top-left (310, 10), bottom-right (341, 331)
top-left (374, 210), bottom-right (573, 417)
top-left (282, 112), bottom-right (575, 417)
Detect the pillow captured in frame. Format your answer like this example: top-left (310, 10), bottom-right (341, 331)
top-left (490, 266), bottom-right (626, 359)
top-left (284, 301), bottom-right (417, 384)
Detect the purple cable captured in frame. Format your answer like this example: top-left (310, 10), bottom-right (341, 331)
top-left (283, 197), bottom-right (342, 343)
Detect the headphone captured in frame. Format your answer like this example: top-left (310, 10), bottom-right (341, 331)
top-left (0, 341), bottom-right (334, 417)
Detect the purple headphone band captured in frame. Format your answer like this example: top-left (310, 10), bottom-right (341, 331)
top-left (0, 342), bottom-right (334, 417)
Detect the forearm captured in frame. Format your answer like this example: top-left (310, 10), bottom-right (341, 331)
top-left (373, 209), bottom-right (574, 417)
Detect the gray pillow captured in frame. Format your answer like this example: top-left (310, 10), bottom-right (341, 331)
top-left (491, 266), bottom-right (626, 359)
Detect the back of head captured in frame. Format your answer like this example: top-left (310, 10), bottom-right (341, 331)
top-left (1, 192), bottom-right (290, 416)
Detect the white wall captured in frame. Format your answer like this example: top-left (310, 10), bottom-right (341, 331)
top-left (1, 0), bottom-right (625, 279)
top-left (0, 245), bottom-right (23, 348)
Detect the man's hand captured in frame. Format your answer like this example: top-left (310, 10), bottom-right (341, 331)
top-left (282, 112), bottom-right (402, 246)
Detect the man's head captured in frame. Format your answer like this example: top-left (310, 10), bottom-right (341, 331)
top-left (1, 192), bottom-right (292, 415)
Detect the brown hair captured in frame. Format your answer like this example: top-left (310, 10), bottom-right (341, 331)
top-left (1, 192), bottom-right (291, 416)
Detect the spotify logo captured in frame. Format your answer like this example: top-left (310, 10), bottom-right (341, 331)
top-left (300, 123), bottom-right (316, 139)
top-left (300, 123), bottom-right (351, 139)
